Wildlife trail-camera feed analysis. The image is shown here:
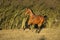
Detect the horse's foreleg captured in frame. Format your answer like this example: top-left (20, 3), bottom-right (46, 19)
top-left (23, 26), bottom-right (26, 30)
top-left (28, 20), bottom-right (32, 30)
top-left (28, 25), bottom-right (31, 30)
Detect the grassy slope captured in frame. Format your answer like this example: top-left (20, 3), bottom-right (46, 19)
top-left (0, 0), bottom-right (60, 29)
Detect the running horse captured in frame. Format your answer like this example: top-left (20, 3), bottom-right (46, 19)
top-left (24, 8), bottom-right (45, 33)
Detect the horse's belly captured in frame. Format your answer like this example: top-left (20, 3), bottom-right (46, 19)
top-left (32, 20), bottom-right (40, 24)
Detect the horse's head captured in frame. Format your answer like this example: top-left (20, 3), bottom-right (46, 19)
top-left (25, 8), bottom-right (32, 15)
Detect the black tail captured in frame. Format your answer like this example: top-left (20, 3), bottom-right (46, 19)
top-left (44, 15), bottom-right (48, 19)
top-left (42, 15), bottom-right (48, 28)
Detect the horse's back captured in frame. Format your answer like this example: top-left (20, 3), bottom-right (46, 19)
top-left (36, 15), bottom-right (44, 21)
top-left (31, 15), bottom-right (44, 24)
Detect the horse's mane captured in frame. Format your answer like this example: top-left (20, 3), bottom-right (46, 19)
top-left (30, 9), bottom-right (35, 15)
top-left (26, 8), bottom-right (35, 15)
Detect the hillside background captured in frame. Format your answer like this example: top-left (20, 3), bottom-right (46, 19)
top-left (0, 0), bottom-right (60, 29)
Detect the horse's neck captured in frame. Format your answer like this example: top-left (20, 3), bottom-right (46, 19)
top-left (29, 13), bottom-right (35, 19)
top-left (28, 9), bottom-right (35, 18)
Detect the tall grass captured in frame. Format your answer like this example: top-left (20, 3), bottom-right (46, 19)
top-left (0, 0), bottom-right (60, 29)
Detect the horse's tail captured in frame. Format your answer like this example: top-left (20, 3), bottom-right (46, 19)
top-left (44, 15), bottom-right (48, 20)
top-left (43, 15), bottom-right (48, 27)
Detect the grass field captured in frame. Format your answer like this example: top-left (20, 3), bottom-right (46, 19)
top-left (0, 0), bottom-right (60, 40)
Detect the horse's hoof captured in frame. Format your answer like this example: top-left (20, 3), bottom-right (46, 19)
top-left (23, 28), bottom-right (25, 30)
top-left (35, 30), bottom-right (38, 33)
top-left (35, 30), bottom-right (40, 33)
top-left (38, 30), bottom-right (41, 33)
top-left (36, 31), bottom-right (40, 33)
top-left (29, 28), bottom-right (31, 30)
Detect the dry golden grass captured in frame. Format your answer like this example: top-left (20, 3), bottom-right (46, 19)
top-left (0, 28), bottom-right (60, 40)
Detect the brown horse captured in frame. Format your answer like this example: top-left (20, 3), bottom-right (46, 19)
top-left (25, 8), bottom-right (45, 33)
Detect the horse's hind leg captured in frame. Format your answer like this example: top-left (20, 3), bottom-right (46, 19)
top-left (36, 27), bottom-right (39, 33)
top-left (36, 24), bottom-right (42, 33)
top-left (38, 27), bottom-right (41, 33)
top-left (36, 27), bottom-right (42, 33)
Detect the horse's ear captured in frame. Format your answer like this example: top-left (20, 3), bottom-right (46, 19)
top-left (26, 8), bottom-right (30, 10)
top-left (25, 8), bottom-right (31, 12)
top-left (25, 8), bottom-right (28, 11)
